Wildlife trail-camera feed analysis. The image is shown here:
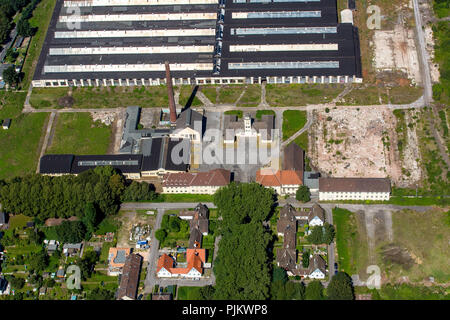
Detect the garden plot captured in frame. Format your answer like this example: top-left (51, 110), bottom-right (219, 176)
top-left (309, 107), bottom-right (421, 187)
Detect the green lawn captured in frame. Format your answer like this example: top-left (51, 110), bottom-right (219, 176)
top-left (282, 110), bottom-right (307, 141)
top-left (333, 207), bottom-right (368, 276)
top-left (29, 88), bottom-right (70, 109)
top-left (255, 110), bottom-right (275, 119)
top-left (237, 85), bottom-right (261, 107)
top-left (21, 0), bottom-right (57, 89)
top-left (336, 85), bottom-right (388, 105)
top-left (146, 193), bottom-right (214, 203)
top-left (200, 86), bottom-right (218, 104)
top-left (224, 110), bottom-right (243, 118)
top-left (30, 86), bottom-right (170, 109)
top-left (0, 102), bottom-right (49, 180)
top-left (178, 86), bottom-right (203, 107)
top-left (217, 86), bottom-right (245, 104)
top-left (46, 113), bottom-right (112, 155)
top-left (292, 131), bottom-right (309, 151)
top-left (177, 286), bottom-right (204, 300)
top-left (266, 84), bottom-right (343, 107)
top-left (355, 284), bottom-right (450, 300)
top-left (388, 86), bottom-right (424, 104)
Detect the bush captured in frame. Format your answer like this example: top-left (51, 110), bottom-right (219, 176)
top-left (296, 186), bottom-right (311, 202)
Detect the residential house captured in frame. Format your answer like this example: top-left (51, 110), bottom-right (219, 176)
top-left (108, 247), bottom-right (131, 276)
top-left (223, 113), bottom-right (274, 144)
top-left (2, 119), bottom-right (11, 130)
top-left (45, 240), bottom-right (59, 255)
top-left (156, 248), bottom-right (206, 279)
top-left (303, 171), bottom-right (320, 193)
top-left (63, 243), bottom-right (83, 257)
top-left (297, 255), bottom-right (327, 279)
top-left (0, 277), bottom-right (10, 295)
top-left (162, 169), bottom-right (231, 195)
top-left (295, 204), bottom-right (325, 227)
top-left (256, 169), bottom-right (303, 196)
top-left (56, 268), bottom-right (65, 279)
top-left (319, 177), bottom-right (391, 201)
top-left (39, 287), bottom-right (47, 296)
top-left (276, 204), bottom-right (298, 275)
top-left (0, 211), bottom-right (7, 227)
top-left (117, 253), bottom-right (143, 300)
top-left (180, 203), bottom-right (209, 248)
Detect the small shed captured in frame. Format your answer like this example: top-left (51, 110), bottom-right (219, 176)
top-left (2, 119), bottom-right (11, 130)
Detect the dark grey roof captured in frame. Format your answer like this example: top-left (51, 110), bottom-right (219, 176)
top-left (319, 177), bottom-right (391, 193)
top-left (308, 204), bottom-right (325, 223)
top-left (176, 108), bottom-right (204, 131)
top-left (141, 137), bottom-right (189, 172)
top-left (308, 254), bottom-right (326, 274)
top-left (0, 211), bottom-right (7, 225)
top-left (284, 142), bottom-right (304, 171)
top-left (33, 0), bottom-right (361, 81)
top-left (39, 154), bottom-right (74, 174)
top-left (2, 118), bottom-right (11, 128)
top-left (188, 227), bottom-right (203, 249)
top-left (71, 154), bottom-right (143, 174)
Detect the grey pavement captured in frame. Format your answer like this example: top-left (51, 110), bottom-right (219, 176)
top-left (144, 208), bottom-right (164, 293)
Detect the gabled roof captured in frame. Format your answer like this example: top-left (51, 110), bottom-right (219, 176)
top-left (256, 169), bottom-right (303, 187)
top-left (319, 177), bottom-right (391, 193)
top-left (188, 227), bottom-right (203, 249)
top-left (157, 254), bottom-right (174, 273)
top-left (117, 253), bottom-right (143, 300)
top-left (176, 108), bottom-right (203, 131)
top-left (277, 248), bottom-right (296, 271)
top-left (163, 169), bottom-right (231, 187)
top-left (277, 204), bottom-right (297, 234)
top-left (284, 142), bottom-right (305, 171)
top-left (308, 255), bottom-right (327, 275)
top-left (308, 204), bottom-right (325, 223)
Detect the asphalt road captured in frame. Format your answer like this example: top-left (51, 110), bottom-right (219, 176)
top-left (144, 208), bottom-right (164, 293)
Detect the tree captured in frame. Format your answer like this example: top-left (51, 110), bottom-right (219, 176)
top-left (87, 287), bottom-right (114, 300)
top-left (155, 229), bottom-right (167, 242)
top-left (302, 250), bottom-right (310, 268)
top-left (306, 226), bottom-right (324, 244)
top-left (82, 202), bottom-right (97, 238)
top-left (169, 217), bottom-right (180, 233)
top-left (17, 18), bottom-right (35, 37)
top-left (78, 250), bottom-right (99, 280)
top-left (29, 251), bottom-right (49, 273)
top-left (305, 280), bottom-right (324, 300)
top-left (327, 272), bottom-right (354, 300)
top-left (55, 220), bottom-right (86, 243)
top-left (295, 185), bottom-right (311, 202)
top-left (2, 65), bottom-right (20, 87)
top-left (7, 275), bottom-right (25, 290)
top-left (322, 222), bottom-right (335, 245)
top-left (0, 11), bottom-right (11, 44)
top-left (272, 267), bottom-right (288, 284)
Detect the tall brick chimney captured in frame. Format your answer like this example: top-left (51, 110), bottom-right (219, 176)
top-left (165, 61), bottom-right (177, 126)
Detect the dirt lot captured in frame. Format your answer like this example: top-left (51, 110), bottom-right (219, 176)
top-left (309, 107), bottom-right (422, 187)
top-left (373, 11), bottom-right (421, 84)
top-left (116, 210), bottom-right (156, 261)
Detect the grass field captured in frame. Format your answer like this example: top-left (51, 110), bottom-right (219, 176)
top-left (0, 109), bottom-right (48, 180)
top-left (177, 286), bottom-right (203, 300)
top-left (200, 86), bottom-right (218, 103)
top-left (224, 110), bottom-right (243, 118)
top-left (266, 84), bottom-right (343, 107)
top-left (337, 85), bottom-right (388, 105)
top-left (46, 113), bottom-right (112, 155)
top-left (380, 208), bottom-right (450, 283)
top-left (21, 0), bottom-right (57, 89)
top-left (282, 110), bottom-right (307, 141)
top-left (178, 86), bottom-right (203, 107)
top-left (333, 207), bottom-right (369, 276)
top-left (292, 131), bottom-right (309, 151)
top-left (255, 110), bottom-right (275, 119)
top-left (237, 85), bottom-right (261, 107)
top-left (217, 86), bottom-right (244, 104)
top-left (355, 284), bottom-right (450, 300)
top-left (30, 86), bottom-right (169, 109)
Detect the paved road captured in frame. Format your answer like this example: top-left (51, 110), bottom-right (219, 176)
top-left (144, 208), bottom-right (164, 293)
top-left (320, 204), bottom-right (336, 287)
top-left (412, 0), bottom-right (432, 105)
top-left (36, 112), bottom-right (56, 173)
top-left (121, 202), bottom-right (216, 211)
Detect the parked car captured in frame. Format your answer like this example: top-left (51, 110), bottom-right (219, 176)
top-left (334, 263), bottom-right (338, 274)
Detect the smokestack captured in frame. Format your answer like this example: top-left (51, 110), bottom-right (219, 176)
top-left (165, 61), bottom-right (177, 126)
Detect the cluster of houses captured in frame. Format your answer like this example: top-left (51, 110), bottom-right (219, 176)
top-left (276, 204), bottom-right (327, 279)
top-left (107, 247), bottom-right (144, 300)
top-left (156, 203), bottom-right (210, 279)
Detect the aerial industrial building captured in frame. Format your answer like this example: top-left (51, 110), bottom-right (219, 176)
top-left (33, 0), bottom-right (362, 87)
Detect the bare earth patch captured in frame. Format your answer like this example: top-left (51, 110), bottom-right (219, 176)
top-left (309, 107), bottom-right (421, 186)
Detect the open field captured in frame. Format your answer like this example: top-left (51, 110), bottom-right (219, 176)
top-left (282, 110), bottom-right (307, 141)
top-left (178, 86), bottom-right (203, 107)
top-left (30, 86), bottom-right (169, 109)
top-left (21, 0), bottom-right (57, 89)
top-left (255, 110), bottom-right (275, 119)
top-left (237, 85), bottom-right (261, 107)
top-left (177, 286), bottom-right (203, 300)
top-left (355, 284), bottom-right (450, 300)
top-left (333, 208), bottom-right (369, 276)
top-left (45, 113), bottom-right (112, 155)
top-left (0, 101), bottom-right (48, 180)
top-left (379, 208), bottom-right (450, 283)
top-left (217, 86), bottom-right (245, 104)
top-left (266, 84), bottom-right (342, 107)
top-left (200, 86), bottom-right (218, 104)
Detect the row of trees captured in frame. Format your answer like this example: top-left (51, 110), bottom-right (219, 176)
top-left (306, 222), bottom-right (336, 245)
top-left (213, 182), bottom-right (276, 300)
top-left (0, 0), bottom-right (31, 44)
top-left (0, 166), bottom-right (156, 221)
